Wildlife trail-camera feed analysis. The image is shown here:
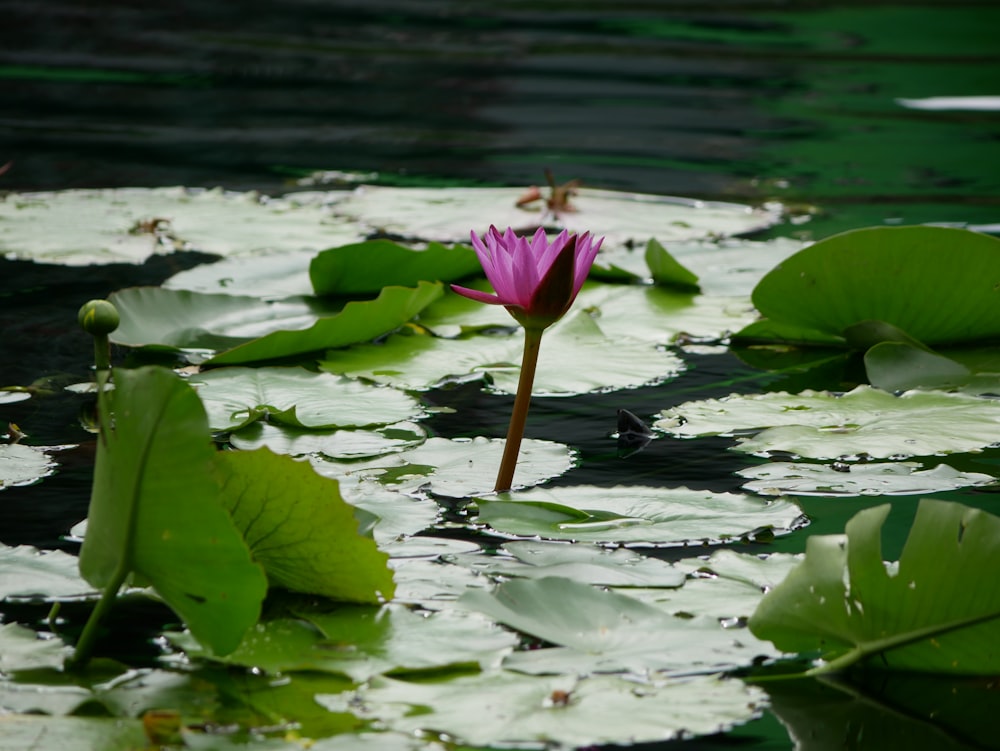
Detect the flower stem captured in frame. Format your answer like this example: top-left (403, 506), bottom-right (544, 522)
top-left (495, 327), bottom-right (544, 492)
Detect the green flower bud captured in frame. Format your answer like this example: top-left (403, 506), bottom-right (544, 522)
top-left (78, 299), bottom-right (120, 336)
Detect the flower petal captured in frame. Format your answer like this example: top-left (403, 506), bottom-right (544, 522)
top-left (450, 284), bottom-right (504, 305)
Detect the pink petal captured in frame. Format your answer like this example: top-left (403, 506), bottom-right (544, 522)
top-left (450, 284), bottom-right (504, 305)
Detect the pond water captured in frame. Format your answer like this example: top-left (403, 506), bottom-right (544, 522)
top-left (2, 2), bottom-right (999, 750)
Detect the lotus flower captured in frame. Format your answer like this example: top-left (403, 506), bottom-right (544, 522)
top-left (451, 226), bottom-right (602, 331)
top-left (451, 225), bottom-right (603, 492)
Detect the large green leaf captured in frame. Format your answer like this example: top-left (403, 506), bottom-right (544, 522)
top-left (189, 366), bottom-right (424, 431)
top-left (310, 239), bottom-right (480, 294)
top-left (749, 499), bottom-right (1000, 674)
top-left (78, 366), bottom-right (267, 656)
top-left (215, 448), bottom-right (394, 603)
top-left (476, 485), bottom-right (803, 545)
top-left (748, 226), bottom-right (1000, 346)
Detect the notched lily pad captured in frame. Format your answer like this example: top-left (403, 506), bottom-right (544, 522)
top-left (657, 385), bottom-right (1000, 460)
top-left (323, 670), bottom-right (765, 748)
top-left (0, 544), bottom-right (93, 601)
top-left (333, 185), bottom-right (781, 248)
top-left (0, 187), bottom-right (362, 266)
top-left (739, 461), bottom-right (997, 497)
top-left (189, 366), bottom-right (425, 431)
top-left (0, 443), bottom-right (71, 490)
top-left (311, 436), bottom-right (575, 497)
top-left (229, 421), bottom-right (426, 459)
top-left (323, 311), bottom-right (684, 396)
top-left (476, 485), bottom-right (803, 546)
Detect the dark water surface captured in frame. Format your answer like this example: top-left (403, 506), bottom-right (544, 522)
top-left (2, 2), bottom-right (1000, 750)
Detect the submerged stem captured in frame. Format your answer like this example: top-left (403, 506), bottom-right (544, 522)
top-left (494, 327), bottom-right (545, 492)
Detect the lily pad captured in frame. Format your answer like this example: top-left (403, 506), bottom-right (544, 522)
top-left (0, 187), bottom-right (362, 266)
top-left (595, 236), bottom-right (804, 297)
top-left (0, 623), bottom-right (74, 672)
top-left (322, 311), bottom-right (684, 396)
top-left (656, 385), bottom-right (1000, 459)
top-left (311, 436), bottom-right (575, 497)
top-left (323, 670), bottom-right (764, 748)
top-left (0, 544), bottom-right (93, 601)
top-left (229, 421), bottom-right (426, 459)
top-left (747, 226), bottom-right (1000, 347)
top-left (0, 443), bottom-right (63, 490)
top-left (476, 485), bottom-right (803, 545)
top-left (739, 461), bottom-right (997, 497)
top-left (461, 576), bottom-right (776, 676)
top-left (171, 604), bottom-right (516, 682)
top-left (164, 249), bottom-right (316, 299)
top-left (333, 185), bottom-right (781, 247)
top-left (626, 549), bottom-right (804, 621)
top-left (480, 540), bottom-right (687, 587)
top-left (188, 366), bottom-right (424, 431)
top-left (0, 716), bottom-right (148, 751)
top-left (750, 499), bottom-right (1000, 674)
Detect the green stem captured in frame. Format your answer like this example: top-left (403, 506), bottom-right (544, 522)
top-left (93, 334), bottom-right (110, 373)
top-left (66, 563), bottom-right (129, 669)
top-left (495, 327), bottom-right (545, 492)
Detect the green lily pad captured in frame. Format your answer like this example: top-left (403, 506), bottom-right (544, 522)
top-left (229, 421), bottom-right (426, 459)
top-left (189, 366), bottom-right (424, 431)
top-left (322, 311), bottom-right (684, 396)
top-left (0, 187), bottom-right (362, 266)
top-left (338, 479), bottom-right (441, 543)
top-left (750, 499), bottom-right (1000, 674)
top-left (476, 485), bottom-right (803, 545)
top-left (323, 670), bottom-right (764, 748)
top-left (747, 226), bottom-right (1000, 347)
top-left (0, 544), bottom-right (92, 601)
top-left (656, 385), bottom-right (1000, 459)
top-left (333, 185), bottom-right (781, 247)
top-left (738, 461), bottom-right (997, 497)
top-left (215, 447), bottom-right (394, 603)
top-left (310, 239), bottom-right (480, 295)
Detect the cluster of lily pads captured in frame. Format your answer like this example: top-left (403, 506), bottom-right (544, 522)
top-left (1, 185), bottom-right (999, 749)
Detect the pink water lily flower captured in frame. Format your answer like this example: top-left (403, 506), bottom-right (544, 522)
top-left (451, 226), bottom-right (603, 330)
